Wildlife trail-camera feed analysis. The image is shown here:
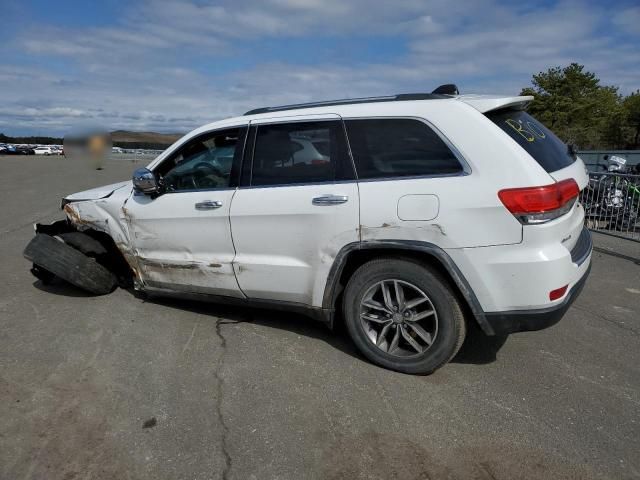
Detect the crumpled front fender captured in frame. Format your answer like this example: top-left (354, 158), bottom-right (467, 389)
top-left (62, 186), bottom-right (142, 285)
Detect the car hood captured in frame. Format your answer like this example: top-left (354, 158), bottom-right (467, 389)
top-left (64, 181), bottom-right (132, 202)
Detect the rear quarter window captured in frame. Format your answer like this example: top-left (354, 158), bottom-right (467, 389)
top-left (344, 119), bottom-right (463, 180)
top-left (487, 110), bottom-right (576, 173)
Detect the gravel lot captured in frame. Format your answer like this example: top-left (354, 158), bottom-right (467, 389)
top-left (1, 155), bottom-right (639, 480)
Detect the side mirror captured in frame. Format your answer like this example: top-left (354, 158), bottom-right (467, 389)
top-left (132, 168), bottom-right (159, 194)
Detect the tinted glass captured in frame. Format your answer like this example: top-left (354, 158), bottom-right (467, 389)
top-left (344, 119), bottom-right (462, 179)
top-left (487, 110), bottom-right (576, 173)
top-left (251, 121), bottom-right (352, 186)
top-left (160, 127), bottom-right (245, 191)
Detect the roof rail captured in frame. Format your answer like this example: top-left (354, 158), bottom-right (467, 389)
top-left (243, 92), bottom-right (448, 116)
top-left (243, 84), bottom-right (460, 116)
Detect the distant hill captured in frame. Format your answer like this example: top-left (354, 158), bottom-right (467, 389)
top-left (110, 130), bottom-right (183, 146)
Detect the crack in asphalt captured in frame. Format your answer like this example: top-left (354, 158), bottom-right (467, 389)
top-left (572, 304), bottom-right (640, 337)
top-left (211, 315), bottom-right (254, 480)
top-left (214, 318), bottom-right (232, 480)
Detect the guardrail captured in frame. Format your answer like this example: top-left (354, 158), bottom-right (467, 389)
top-left (581, 172), bottom-right (640, 242)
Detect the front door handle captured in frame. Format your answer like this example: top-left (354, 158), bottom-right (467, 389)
top-left (195, 200), bottom-right (223, 210)
top-left (312, 194), bottom-right (349, 206)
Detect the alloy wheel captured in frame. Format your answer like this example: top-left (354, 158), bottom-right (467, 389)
top-left (359, 279), bottom-right (438, 357)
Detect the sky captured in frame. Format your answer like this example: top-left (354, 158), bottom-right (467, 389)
top-left (1, 0), bottom-right (639, 136)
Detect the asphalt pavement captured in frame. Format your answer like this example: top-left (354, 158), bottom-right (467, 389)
top-left (1, 155), bottom-right (639, 480)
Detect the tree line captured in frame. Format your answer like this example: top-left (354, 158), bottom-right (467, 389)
top-left (0, 133), bottom-right (63, 145)
top-left (521, 63), bottom-right (639, 150)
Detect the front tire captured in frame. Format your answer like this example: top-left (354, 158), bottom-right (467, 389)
top-left (24, 234), bottom-right (117, 295)
top-left (343, 258), bottom-right (466, 375)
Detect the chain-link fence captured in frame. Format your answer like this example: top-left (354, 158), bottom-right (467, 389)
top-left (581, 172), bottom-right (640, 242)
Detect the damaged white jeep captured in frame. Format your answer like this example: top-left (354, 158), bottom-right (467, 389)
top-left (24, 87), bottom-right (592, 374)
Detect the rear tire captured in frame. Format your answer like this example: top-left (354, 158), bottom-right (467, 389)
top-left (343, 258), bottom-right (466, 375)
top-left (24, 234), bottom-right (117, 295)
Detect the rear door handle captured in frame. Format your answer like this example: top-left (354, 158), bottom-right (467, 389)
top-left (195, 200), bottom-right (223, 210)
top-left (312, 194), bottom-right (349, 206)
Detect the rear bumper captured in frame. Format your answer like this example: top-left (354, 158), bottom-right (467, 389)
top-left (484, 261), bottom-right (591, 335)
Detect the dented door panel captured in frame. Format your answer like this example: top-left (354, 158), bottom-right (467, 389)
top-left (121, 189), bottom-right (243, 297)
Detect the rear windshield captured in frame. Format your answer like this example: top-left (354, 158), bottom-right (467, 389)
top-left (487, 109), bottom-right (576, 173)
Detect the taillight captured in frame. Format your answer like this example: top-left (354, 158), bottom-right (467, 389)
top-left (498, 179), bottom-right (579, 224)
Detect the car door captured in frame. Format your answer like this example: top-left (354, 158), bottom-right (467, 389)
top-left (229, 115), bottom-right (360, 306)
top-left (123, 125), bottom-right (247, 297)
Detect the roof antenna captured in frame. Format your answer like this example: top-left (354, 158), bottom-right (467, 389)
top-left (432, 84), bottom-right (459, 95)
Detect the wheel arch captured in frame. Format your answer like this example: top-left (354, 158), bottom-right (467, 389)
top-left (323, 240), bottom-right (494, 335)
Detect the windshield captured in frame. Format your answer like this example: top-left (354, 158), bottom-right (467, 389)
top-left (487, 109), bottom-right (576, 173)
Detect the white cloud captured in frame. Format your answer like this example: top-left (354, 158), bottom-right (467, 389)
top-left (1, 0), bottom-right (638, 135)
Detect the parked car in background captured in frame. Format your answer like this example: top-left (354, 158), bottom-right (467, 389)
top-left (1, 145), bottom-right (19, 155)
top-left (289, 136), bottom-right (330, 165)
top-left (33, 146), bottom-right (53, 155)
top-left (24, 86), bottom-right (592, 374)
top-left (17, 146), bottom-right (35, 155)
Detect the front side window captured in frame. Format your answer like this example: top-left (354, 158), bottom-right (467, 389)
top-left (158, 127), bottom-right (246, 191)
top-left (344, 119), bottom-right (463, 179)
top-left (250, 121), bottom-right (351, 186)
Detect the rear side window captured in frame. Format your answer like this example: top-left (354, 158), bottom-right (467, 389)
top-left (487, 110), bottom-right (576, 173)
top-left (250, 121), bottom-right (353, 186)
top-left (344, 119), bottom-right (463, 179)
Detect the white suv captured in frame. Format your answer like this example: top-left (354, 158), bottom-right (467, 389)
top-left (33, 146), bottom-right (54, 155)
top-left (24, 87), bottom-right (592, 374)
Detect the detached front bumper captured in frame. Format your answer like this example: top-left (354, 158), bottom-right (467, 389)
top-left (484, 261), bottom-right (591, 335)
